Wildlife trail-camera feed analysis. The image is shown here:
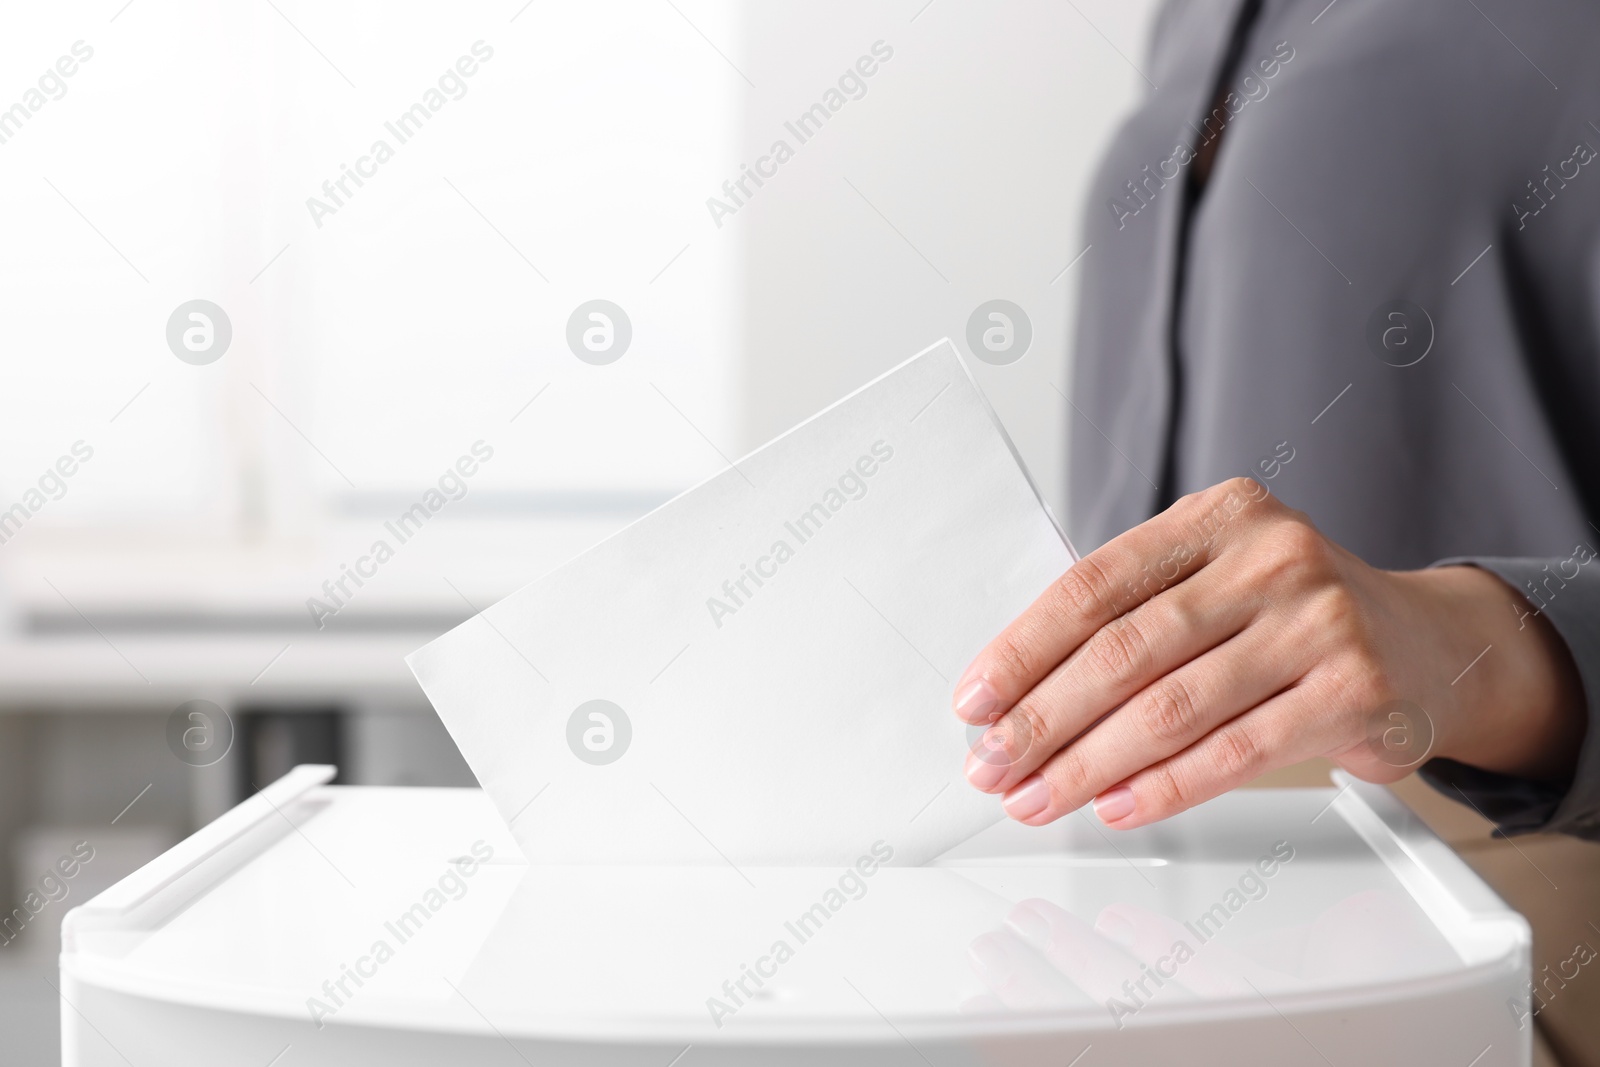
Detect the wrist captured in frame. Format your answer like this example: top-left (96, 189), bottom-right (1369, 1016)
top-left (1411, 564), bottom-right (1585, 783)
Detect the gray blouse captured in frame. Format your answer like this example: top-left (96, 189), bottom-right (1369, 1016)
top-left (1067, 0), bottom-right (1600, 837)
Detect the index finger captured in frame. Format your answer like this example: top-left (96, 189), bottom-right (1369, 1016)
top-left (952, 479), bottom-right (1267, 725)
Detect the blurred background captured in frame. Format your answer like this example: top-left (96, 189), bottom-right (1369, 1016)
top-left (2, 2), bottom-right (1595, 1065)
top-left (0, 0), bottom-right (1158, 1060)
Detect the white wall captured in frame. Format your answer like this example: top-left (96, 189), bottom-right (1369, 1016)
top-left (0, 0), bottom-right (1157, 563)
top-left (726, 0), bottom-right (1161, 521)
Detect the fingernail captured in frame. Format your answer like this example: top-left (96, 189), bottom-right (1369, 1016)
top-left (1003, 777), bottom-right (1052, 821)
top-left (953, 677), bottom-right (1002, 724)
top-left (1093, 786), bottom-right (1135, 825)
top-left (964, 739), bottom-right (1009, 791)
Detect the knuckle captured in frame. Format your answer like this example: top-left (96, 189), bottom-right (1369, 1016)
top-left (1271, 518), bottom-right (1327, 567)
top-left (1183, 478), bottom-right (1236, 510)
top-left (1312, 585), bottom-right (1366, 644)
top-left (1332, 651), bottom-right (1392, 710)
top-left (1142, 762), bottom-right (1187, 813)
top-left (1174, 478), bottom-right (1271, 551)
top-left (988, 633), bottom-right (1037, 685)
top-left (1301, 586), bottom-right (1380, 669)
top-left (1141, 676), bottom-right (1203, 745)
top-left (1057, 557), bottom-right (1116, 619)
top-left (1208, 724), bottom-right (1265, 782)
top-left (1154, 586), bottom-right (1202, 634)
top-left (1312, 582), bottom-right (1361, 625)
top-left (1218, 475), bottom-right (1265, 503)
top-left (1083, 616), bottom-right (1147, 684)
top-left (1250, 518), bottom-right (1328, 586)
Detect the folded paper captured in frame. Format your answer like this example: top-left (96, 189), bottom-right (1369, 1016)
top-left (407, 338), bottom-right (1076, 866)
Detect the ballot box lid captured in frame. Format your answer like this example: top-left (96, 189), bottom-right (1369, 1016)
top-left (60, 765), bottom-right (1528, 1051)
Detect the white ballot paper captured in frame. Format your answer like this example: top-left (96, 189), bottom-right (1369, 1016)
top-left (407, 339), bottom-right (1076, 867)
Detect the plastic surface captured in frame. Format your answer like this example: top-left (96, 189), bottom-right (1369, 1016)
top-left (59, 769), bottom-right (1532, 1065)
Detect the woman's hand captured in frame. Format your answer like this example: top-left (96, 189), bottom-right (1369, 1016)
top-left (953, 478), bottom-right (1586, 829)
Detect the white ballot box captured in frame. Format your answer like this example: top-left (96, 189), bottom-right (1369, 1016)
top-left (59, 765), bottom-right (1530, 1066)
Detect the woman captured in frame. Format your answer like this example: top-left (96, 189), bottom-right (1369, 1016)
top-left (956, 0), bottom-right (1600, 838)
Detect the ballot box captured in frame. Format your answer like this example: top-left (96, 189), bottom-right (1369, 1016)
top-left (59, 765), bottom-right (1530, 1066)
